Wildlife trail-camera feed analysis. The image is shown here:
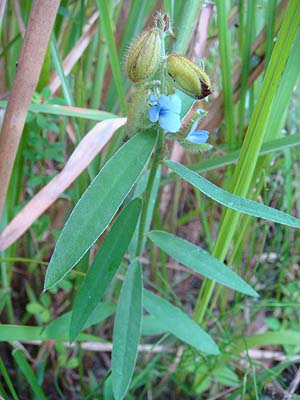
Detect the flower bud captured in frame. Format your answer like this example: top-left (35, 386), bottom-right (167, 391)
top-left (166, 54), bottom-right (212, 100)
top-left (125, 28), bottom-right (161, 83)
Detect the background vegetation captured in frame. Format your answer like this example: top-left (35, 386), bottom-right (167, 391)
top-left (0, 0), bottom-right (300, 399)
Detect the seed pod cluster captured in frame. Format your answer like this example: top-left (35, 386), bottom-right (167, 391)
top-left (125, 28), bottom-right (161, 83)
top-left (166, 54), bottom-right (212, 100)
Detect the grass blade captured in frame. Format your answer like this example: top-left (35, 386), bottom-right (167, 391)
top-left (0, 101), bottom-right (118, 121)
top-left (96, 0), bottom-right (127, 114)
top-left (0, 356), bottom-right (19, 400)
top-left (12, 349), bottom-right (47, 400)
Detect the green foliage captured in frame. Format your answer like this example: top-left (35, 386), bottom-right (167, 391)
top-left (166, 160), bottom-right (300, 228)
top-left (44, 131), bottom-right (157, 289)
top-left (143, 289), bottom-right (219, 354)
top-left (1, 1), bottom-right (300, 399)
top-left (148, 230), bottom-right (257, 296)
top-left (112, 261), bottom-right (143, 400)
top-left (70, 198), bottom-right (142, 341)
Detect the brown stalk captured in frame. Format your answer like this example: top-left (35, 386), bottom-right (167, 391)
top-left (0, 0), bottom-right (61, 220)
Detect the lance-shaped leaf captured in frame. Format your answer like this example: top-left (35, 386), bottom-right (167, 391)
top-left (148, 231), bottom-right (258, 297)
top-left (70, 198), bottom-right (142, 341)
top-left (44, 131), bottom-right (156, 290)
top-left (112, 260), bottom-right (143, 400)
top-left (166, 160), bottom-right (300, 228)
top-left (143, 289), bottom-right (219, 355)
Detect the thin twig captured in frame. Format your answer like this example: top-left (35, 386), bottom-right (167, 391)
top-left (20, 340), bottom-right (173, 354)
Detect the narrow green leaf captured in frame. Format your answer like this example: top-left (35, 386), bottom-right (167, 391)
top-left (44, 131), bottom-right (156, 290)
top-left (112, 261), bottom-right (143, 400)
top-left (143, 289), bottom-right (219, 355)
top-left (166, 160), bottom-right (300, 229)
top-left (96, 0), bottom-right (127, 114)
top-left (50, 36), bottom-right (74, 106)
top-left (148, 231), bottom-right (258, 297)
top-left (0, 356), bottom-right (19, 400)
top-left (70, 198), bottom-right (142, 341)
top-left (0, 324), bottom-right (103, 343)
top-left (233, 330), bottom-right (300, 352)
top-left (216, 0), bottom-right (235, 147)
top-left (141, 315), bottom-right (166, 336)
top-left (22, 102), bottom-right (117, 121)
top-left (12, 350), bottom-right (47, 400)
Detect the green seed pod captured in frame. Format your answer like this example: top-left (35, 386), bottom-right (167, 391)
top-left (125, 28), bottom-right (162, 83)
top-left (166, 54), bottom-right (212, 100)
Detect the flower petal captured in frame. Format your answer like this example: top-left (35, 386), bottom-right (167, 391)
top-left (168, 94), bottom-right (181, 114)
top-left (157, 94), bottom-right (171, 108)
top-left (149, 95), bottom-right (158, 104)
top-left (149, 105), bottom-right (160, 122)
top-left (159, 111), bottom-right (181, 132)
top-left (185, 129), bottom-right (209, 144)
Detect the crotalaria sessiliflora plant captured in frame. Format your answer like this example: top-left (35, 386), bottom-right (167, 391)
top-left (43, 10), bottom-right (300, 400)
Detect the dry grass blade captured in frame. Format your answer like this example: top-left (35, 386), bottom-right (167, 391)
top-left (0, 118), bottom-right (126, 251)
top-left (49, 11), bottom-right (99, 95)
top-left (0, 0), bottom-right (61, 219)
top-left (20, 340), bottom-right (172, 353)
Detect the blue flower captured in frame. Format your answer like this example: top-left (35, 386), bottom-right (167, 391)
top-left (149, 94), bottom-right (181, 133)
top-left (185, 129), bottom-right (209, 144)
top-left (185, 109), bottom-right (208, 144)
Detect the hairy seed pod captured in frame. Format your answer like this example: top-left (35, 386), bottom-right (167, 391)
top-left (166, 54), bottom-right (212, 100)
top-left (125, 28), bottom-right (161, 83)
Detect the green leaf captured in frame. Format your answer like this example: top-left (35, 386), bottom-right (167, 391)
top-left (44, 131), bottom-right (156, 290)
top-left (46, 302), bottom-right (115, 341)
top-left (96, 0), bottom-right (127, 114)
top-left (212, 366), bottom-right (240, 387)
top-left (141, 315), bottom-right (166, 336)
top-left (143, 289), bottom-right (219, 355)
top-left (112, 261), bottom-right (143, 400)
top-left (70, 198), bottom-right (142, 341)
top-left (0, 324), bottom-right (104, 343)
top-left (234, 330), bottom-right (300, 351)
top-left (166, 160), bottom-right (300, 229)
top-left (148, 231), bottom-right (258, 297)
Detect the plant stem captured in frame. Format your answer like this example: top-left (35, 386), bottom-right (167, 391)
top-left (136, 129), bottom-right (164, 257)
